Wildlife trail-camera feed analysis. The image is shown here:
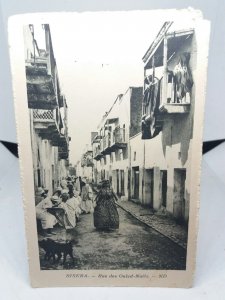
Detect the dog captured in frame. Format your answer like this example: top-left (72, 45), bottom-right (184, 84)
top-left (39, 238), bottom-right (74, 264)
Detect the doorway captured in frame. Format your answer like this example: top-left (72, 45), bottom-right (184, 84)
top-left (133, 167), bottom-right (139, 200)
top-left (173, 169), bottom-right (186, 222)
top-left (120, 170), bottom-right (125, 196)
top-left (116, 169), bottom-right (120, 195)
top-left (160, 170), bottom-right (167, 208)
top-left (144, 169), bottom-right (154, 207)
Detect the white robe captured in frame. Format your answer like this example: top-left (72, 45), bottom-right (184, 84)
top-left (36, 198), bottom-right (57, 229)
top-left (58, 198), bottom-right (77, 229)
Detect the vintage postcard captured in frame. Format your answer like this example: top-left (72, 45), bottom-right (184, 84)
top-left (8, 9), bottom-right (210, 287)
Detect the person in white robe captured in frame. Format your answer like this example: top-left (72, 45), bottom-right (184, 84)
top-left (36, 196), bottom-right (58, 233)
top-left (80, 178), bottom-right (94, 214)
top-left (58, 193), bottom-right (76, 229)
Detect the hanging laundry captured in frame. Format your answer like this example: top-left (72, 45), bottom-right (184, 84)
top-left (141, 78), bottom-right (162, 139)
top-left (141, 116), bottom-right (151, 139)
top-left (173, 53), bottom-right (193, 103)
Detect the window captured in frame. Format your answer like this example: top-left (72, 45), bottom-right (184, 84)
top-left (134, 151), bottom-right (136, 161)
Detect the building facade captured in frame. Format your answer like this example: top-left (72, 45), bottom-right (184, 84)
top-left (79, 22), bottom-right (201, 225)
top-left (24, 24), bottom-right (70, 196)
top-left (132, 22), bottom-right (198, 224)
top-left (92, 87), bottom-right (143, 199)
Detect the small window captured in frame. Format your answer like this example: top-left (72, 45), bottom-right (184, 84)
top-left (134, 151), bottom-right (136, 161)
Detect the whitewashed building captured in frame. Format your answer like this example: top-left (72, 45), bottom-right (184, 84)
top-left (130, 22), bottom-right (201, 224)
top-left (84, 21), bottom-right (202, 225)
top-left (24, 24), bottom-right (70, 197)
top-left (92, 87), bottom-right (143, 199)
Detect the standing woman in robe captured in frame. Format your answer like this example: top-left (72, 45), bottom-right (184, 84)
top-left (80, 178), bottom-right (94, 213)
top-left (94, 180), bottom-right (119, 230)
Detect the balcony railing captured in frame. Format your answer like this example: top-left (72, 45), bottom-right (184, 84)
top-left (100, 128), bottom-right (127, 155)
top-left (33, 109), bottom-right (63, 142)
top-left (110, 128), bottom-right (127, 152)
top-left (113, 128), bottom-right (127, 144)
top-left (158, 72), bottom-right (191, 113)
top-left (33, 109), bottom-right (59, 129)
top-left (33, 109), bottom-right (56, 122)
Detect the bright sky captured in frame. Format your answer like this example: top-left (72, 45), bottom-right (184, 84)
top-left (31, 10), bottom-right (199, 164)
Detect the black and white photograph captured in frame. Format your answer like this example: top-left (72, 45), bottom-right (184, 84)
top-left (9, 9), bottom-right (210, 287)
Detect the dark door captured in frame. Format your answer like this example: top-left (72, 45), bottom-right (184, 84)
top-left (133, 167), bottom-right (139, 199)
top-left (145, 169), bottom-right (154, 207)
top-left (173, 169), bottom-right (186, 222)
top-left (37, 169), bottom-right (41, 187)
top-left (120, 170), bottom-right (125, 196)
top-left (160, 170), bottom-right (167, 207)
top-left (116, 169), bottom-right (120, 195)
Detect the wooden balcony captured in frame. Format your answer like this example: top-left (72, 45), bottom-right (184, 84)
top-left (51, 134), bottom-right (69, 147)
top-left (58, 142), bottom-right (69, 160)
top-left (33, 109), bottom-right (60, 131)
top-left (110, 128), bottom-right (127, 151)
top-left (101, 128), bottom-right (127, 155)
top-left (101, 135), bottom-right (112, 155)
top-left (26, 58), bottom-right (57, 109)
top-left (58, 149), bottom-right (69, 160)
top-left (81, 150), bottom-right (93, 167)
top-left (159, 75), bottom-right (191, 114)
top-left (93, 147), bottom-right (103, 161)
top-left (33, 109), bottom-right (67, 144)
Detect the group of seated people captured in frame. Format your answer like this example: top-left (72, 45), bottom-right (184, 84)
top-left (35, 176), bottom-right (94, 236)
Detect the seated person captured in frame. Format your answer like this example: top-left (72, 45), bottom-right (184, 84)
top-left (35, 187), bottom-right (45, 206)
top-left (36, 195), bottom-right (58, 235)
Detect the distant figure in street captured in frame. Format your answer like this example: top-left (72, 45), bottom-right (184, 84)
top-left (80, 178), bottom-right (94, 214)
top-left (73, 190), bottom-right (82, 221)
top-left (94, 180), bottom-right (119, 230)
top-left (79, 176), bottom-right (85, 195)
top-left (74, 176), bottom-right (81, 194)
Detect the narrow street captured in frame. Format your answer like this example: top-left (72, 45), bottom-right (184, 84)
top-left (39, 207), bottom-right (187, 271)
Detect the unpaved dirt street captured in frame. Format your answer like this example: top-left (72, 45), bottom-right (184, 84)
top-left (39, 207), bottom-right (186, 270)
